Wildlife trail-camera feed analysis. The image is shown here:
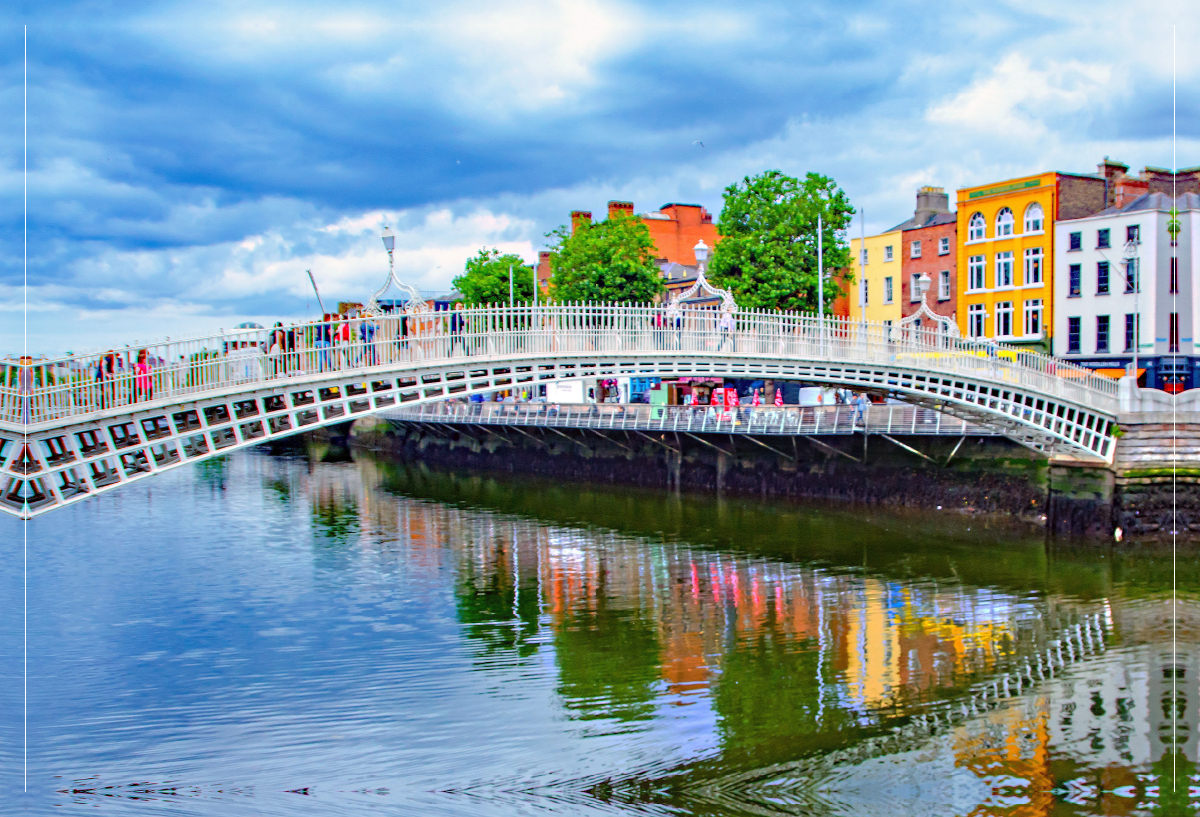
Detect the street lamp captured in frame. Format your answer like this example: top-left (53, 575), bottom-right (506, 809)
top-left (916, 272), bottom-right (932, 301)
top-left (382, 226), bottom-right (395, 273)
top-left (693, 240), bottom-right (709, 276)
top-left (1122, 236), bottom-right (1140, 383)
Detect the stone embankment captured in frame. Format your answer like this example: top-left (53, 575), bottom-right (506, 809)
top-left (324, 382), bottom-right (1199, 546)
top-left (348, 416), bottom-right (1052, 528)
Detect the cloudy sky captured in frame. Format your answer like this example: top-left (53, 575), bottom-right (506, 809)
top-left (3, 1), bottom-right (1195, 356)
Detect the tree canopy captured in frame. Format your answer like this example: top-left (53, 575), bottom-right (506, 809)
top-left (453, 249), bottom-right (536, 306)
top-left (708, 170), bottom-right (855, 313)
top-left (547, 213), bottom-right (663, 303)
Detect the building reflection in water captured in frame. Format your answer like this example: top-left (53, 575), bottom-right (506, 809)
top-left (266, 452), bottom-right (1197, 812)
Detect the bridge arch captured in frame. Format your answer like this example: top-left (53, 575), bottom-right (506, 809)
top-left (1, 305), bottom-right (1118, 518)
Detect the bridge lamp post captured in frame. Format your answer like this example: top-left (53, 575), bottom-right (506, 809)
top-left (1122, 237), bottom-right (1140, 383)
top-left (693, 239), bottom-right (709, 276)
top-left (381, 227), bottom-right (396, 309)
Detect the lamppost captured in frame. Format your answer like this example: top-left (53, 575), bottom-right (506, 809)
top-left (693, 239), bottom-right (709, 277)
top-left (1123, 235), bottom-right (1140, 383)
top-left (381, 226), bottom-right (396, 310)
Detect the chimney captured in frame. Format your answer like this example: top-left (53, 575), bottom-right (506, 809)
top-left (536, 251), bottom-right (552, 289)
top-left (1142, 166), bottom-right (1200, 197)
top-left (570, 210), bottom-right (592, 234)
top-left (607, 200), bottom-right (634, 220)
top-left (1099, 158), bottom-right (1130, 208)
top-left (913, 186), bottom-right (949, 225)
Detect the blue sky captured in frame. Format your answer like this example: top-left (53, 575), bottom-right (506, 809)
top-left (3, 0), bottom-right (1195, 355)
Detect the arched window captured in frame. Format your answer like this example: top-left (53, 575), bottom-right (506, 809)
top-left (1024, 203), bottom-right (1044, 233)
top-left (968, 212), bottom-right (986, 241)
top-left (995, 207), bottom-right (1014, 237)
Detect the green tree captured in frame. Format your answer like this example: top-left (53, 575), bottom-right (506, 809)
top-left (709, 170), bottom-right (855, 312)
top-left (453, 248), bottom-right (536, 306)
top-left (547, 213), bottom-right (663, 303)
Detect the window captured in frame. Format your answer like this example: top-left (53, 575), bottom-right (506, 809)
top-left (1096, 315), bottom-right (1110, 353)
top-left (1125, 314), bottom-right (1137, 352)
top-left (995, 251), bottom-right (1014, 287)
top-left (939, 237), bottom-right (950, 255)
top-left (1068, 232), bottom-right (1082, 251)
top-left (1170, 313), bottom-right (1180, 353)
top-left (995, 301), bottom-right (1014, 337)
top-left (1124, 258), bottom-right (1139, 292)
top-left (968, 213), bottom-right (986, 241)
top-left (1097, 228), bottom-right (1110, 249)
top-left (910, 240), bottom-right (922, 258)
top-left (1096, 261), bottom-right (1109, 295)
top-left (1127, 224), bottom-right (1140, 244)
top-left (938, 270), bottom-right (951, 300)
top-left (1024, 299), bottom-right (1043, 337)
top-left (968, 255), bottom-right (986, 290)
top-left (995, 208), bottom-right (1014, 237)
top-left (968, 303), bottom-right (986, 338)
top-left (1171, 257), bottom-right (1179, 293)
top-left (1068, 264), bottom-right (1081, 297)
top-left (884, 276), bottom-right (894, 303)
top-left (910, 274), bottom-right (921, 302)
top-left (861, 278), bottom-right (869, 306)
top-left (884, 245), bottom-right (894, 262)
top-left (1024, 247), bottom-right (1043, 285)
top-left (1067, 317), bottom-right (1081, 353)
top-left (1024, 202), bottom-right (1044, 232)
top-left (860, 248), bottom-right (868, 265)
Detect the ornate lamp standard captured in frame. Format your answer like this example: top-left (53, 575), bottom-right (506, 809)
top-left (693, 239), bottom-right (709, 276)
top-left (1122, 234), bottom-right (1141, 382)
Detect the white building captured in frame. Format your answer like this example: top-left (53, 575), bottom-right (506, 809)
top-left (1053, 192), bottom-right (1198, 391)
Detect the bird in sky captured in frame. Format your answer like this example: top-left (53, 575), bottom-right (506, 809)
top-left (693, 141), bottom-right (705, 148)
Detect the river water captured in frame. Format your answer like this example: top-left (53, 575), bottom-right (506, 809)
top-left (2, 448), bottom-right (1197, 815)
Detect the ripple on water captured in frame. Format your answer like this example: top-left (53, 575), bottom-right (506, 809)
top-left (1, 449), bottom-right (1193, 815)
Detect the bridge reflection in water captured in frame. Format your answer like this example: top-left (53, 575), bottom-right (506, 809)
top-left (292, 452), bottom-right (1194, 815)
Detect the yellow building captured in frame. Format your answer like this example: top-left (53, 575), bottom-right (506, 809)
top-left (848, 230), bottom-right (903, 324)
top-left (955, 170), bottom-right (1106, 353)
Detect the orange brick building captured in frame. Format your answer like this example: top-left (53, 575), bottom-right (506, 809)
top-left (537, 201), bottom-right (721, 293)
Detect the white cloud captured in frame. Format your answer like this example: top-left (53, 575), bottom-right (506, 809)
top-left (927, 54), bottom-right (1114, 141)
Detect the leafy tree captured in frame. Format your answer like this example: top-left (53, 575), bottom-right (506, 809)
top-left (547, 213), bottom-right (663, 303)
top-left (708, 170), bottom-right (855, 313)
top-left (453, 248), bottom-right (536, 306)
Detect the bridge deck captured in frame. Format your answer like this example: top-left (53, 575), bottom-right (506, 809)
top-left (1, 305), bottom-right (1121, 518)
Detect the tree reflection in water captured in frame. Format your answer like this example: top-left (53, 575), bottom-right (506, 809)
top-left (293, 453), bottom-right (1198, 813)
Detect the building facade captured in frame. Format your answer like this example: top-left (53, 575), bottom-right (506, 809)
top-left (955, 170), bottom-right (1112, 352)
top-left (1054, 192), bottom-right (1199, 391)
top-left (890, 187), bottom-right (957, 323)
top-left (848, 228), bottom-right (904, 324)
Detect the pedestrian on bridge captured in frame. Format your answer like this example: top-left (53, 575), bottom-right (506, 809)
top-left (450, 302), bottom-right (467, 356)
top-left (134, 349), bottom-right (153, 402)
top-left (718, 310), bottom-right (735, 352)
top-left (315, 315), bottom-right (333, 373)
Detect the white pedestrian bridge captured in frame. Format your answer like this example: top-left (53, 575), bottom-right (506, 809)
top-left (0, 304), bottom-right (1119, 519)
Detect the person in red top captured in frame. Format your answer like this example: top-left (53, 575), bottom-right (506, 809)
top-left (774, 387), bottom-right (783, 407)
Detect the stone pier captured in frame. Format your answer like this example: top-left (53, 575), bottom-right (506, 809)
top-left (1110, 381), bottom-right (1200, 541)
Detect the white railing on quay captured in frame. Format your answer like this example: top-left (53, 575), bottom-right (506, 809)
top-left (0, 303), bottom-right (1120, 428)
top-left (387, 400), bottom-right (1002, 437)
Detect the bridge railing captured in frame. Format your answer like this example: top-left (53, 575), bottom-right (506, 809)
top-left (389, 400), bottom-right (1001, 437)
top-left (1, 304), bottom-right (1118, 427)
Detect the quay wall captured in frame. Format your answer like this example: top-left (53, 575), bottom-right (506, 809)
top-left (341, 418), bottom-right (1060, 526)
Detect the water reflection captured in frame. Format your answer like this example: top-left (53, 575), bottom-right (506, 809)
top-left (11, 449), bottom-right (1196, 816)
